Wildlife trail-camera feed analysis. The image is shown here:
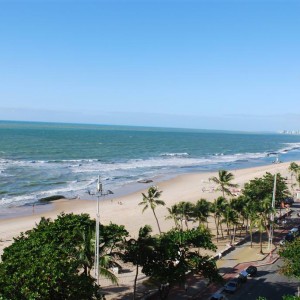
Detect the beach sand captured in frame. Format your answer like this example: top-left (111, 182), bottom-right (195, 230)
top-left (0, 161), bottom-right (297, 255)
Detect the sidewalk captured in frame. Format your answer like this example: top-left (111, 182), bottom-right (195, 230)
top-left (166, 238), bottom-right (279, 300)
top-left (102, 208), bottom-right (299, 299)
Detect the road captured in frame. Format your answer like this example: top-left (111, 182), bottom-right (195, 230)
top-left (227, 258), bottom-right (299, 300)
top-left (227, 203), bottom-right (300, 300)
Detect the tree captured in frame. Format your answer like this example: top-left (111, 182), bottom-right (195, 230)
top-left (192, 198), bottom-right (211, 228)
top-left (210, 197), bottom-right (227, 241)
top-left (0, 214), bottom-right (128, 300)
top-left (289, 162), bottom-right (300, 189)
top-left (165, 204), bottom-right (180, 229)
top-left (139, 186), bottom-right (165, 234)
top-left (243, 172), bottom-right (289, 207)
top-left (176, 201), bottom-right (195, 230)
top-left (210, 170), bottom-right (238, 198)
top-left (140, 227), bottom-right (221, 298)
top-left (0, 213), bottom-right (106, 300)
top-left (279, 237), bottom-right (300, 279)
top-left (123, 225), bottom-right (155, 300)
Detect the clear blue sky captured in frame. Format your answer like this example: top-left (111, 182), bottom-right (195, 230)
top-left (0, 0), bottom-right (299, 131)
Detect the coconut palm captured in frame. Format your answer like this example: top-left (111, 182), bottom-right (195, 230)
top-left (77, 223), bottom-right (118, 284)
top-left (139, 186), bottom-right (165, 234)
top-left (192, 198), bottom-right (211, 228)
top-left (175, 201), bottom-right (195, 230)
top-left (124, 225), bottom-right (154, 299)
top-left (289, 162), bottom-right (300, 187)
top-left (165, 204), bottom-right (180, 229)
top-left (222, 201), bottom-right (239, 243)
top-left (210, 170), bottom-right (238, 198)
top-left (210, 197), bottom-right (227, 241)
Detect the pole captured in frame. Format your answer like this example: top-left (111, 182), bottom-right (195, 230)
top-left (268, 173), bottom-right (277, 250)
top-left (94, 175), bottom-right (102, 286)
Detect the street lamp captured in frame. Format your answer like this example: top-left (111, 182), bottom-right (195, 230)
top-left (94, 175), bottom-right (102, 285)
top-left (268, 173), bottom-right (277, 250)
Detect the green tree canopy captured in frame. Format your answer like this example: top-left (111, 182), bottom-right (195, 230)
top-left (243, 172), bottom-right (289, 206)
top-left (279, 237), bottom-right (300, 279)
top-left (0, 213), bottom-right (127, 300)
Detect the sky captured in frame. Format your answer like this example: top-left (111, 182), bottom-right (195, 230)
top-left (0, 0), bottom-right (299, 132)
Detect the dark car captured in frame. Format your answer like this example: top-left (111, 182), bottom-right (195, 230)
top-left (285, 233), bottom-right (295, 242)
top-left (245, 265), bottom-right (257, 277)
top-left (283, 197), bottom-right (294, 205)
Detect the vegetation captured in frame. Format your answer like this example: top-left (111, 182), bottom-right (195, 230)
top-left (0, 213), bottom-right (128, 300)
top-left (124, 226), bottom-right (221, 299)
top-left (243, 172), bottom-right (289, 207)
top-left (289, 162), bottom-right (300, 189)
top-left (139, 186), bottom-right (165, 234)
top-left (279, 237), bottom-right (300, 279)
top-left (209, 170), bottom-right (238, 198)
top-left (123, 225), bottom-right (155, 300)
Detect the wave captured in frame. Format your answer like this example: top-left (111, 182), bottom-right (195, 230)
top-left (160, 152), bottom-right (189, 157)
top-left (2, 144), bottom-right (300, 208)
top-left (279, 143), bottom-right (300, 154)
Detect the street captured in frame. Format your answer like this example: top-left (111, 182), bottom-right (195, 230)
top-left (228, 258), bottom-right (299, 300)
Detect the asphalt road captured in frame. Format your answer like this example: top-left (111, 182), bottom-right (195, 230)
top-left (226, 203), bottom-right (300, 300)
top-left (226, 258), bottom-right (299, 300)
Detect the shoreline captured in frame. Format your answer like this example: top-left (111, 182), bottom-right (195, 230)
top-left (0, 161), bottom-right (299, 255)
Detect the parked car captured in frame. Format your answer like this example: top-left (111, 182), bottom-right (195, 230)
top-left (245, 265), bottom-right (257, 277)
top-left (285, 232), bottom-right (295, 242)
top-left (289, 227), bottom-right (299, 237)
top-left (224, 278), bottom-right (241, 293)
top-left (210, 293), bottom-right (229, 300)
top-left (283, 197), bottom-right (294, 205)
top-left (238, 270), bottom-right (248, 282)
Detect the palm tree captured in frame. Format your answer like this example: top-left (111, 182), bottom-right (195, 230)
top-left (77, 224), bottom-right (118, 284)
top-left (176, 201), bottom-right (195, 230)
top-left (124, 225), bottom-right (154, 300)
top-left (210, 197), bottom-right (227, 241)
top-left (192, 198), bottom-right (211, 228)
top-left (289, 162), bottom-right (300, 188)
top-left (210, 170), bottom-right (238, 198)
top-left (165, 204), bottom-right (180, 229)
top-left (139, 186), bottom-right (165, 234)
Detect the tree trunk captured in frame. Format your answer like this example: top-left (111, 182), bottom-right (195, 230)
top-left (152, 208), bottom-right (162, 234)
top-left (214, 217), bottom-right (219, 242)
top-left (233, 225), bottom-right (236, 242)
top-left (259, 231), bottom-right (263, 254)
top-left (133, 264), bottom-right (139, 300)
top-left (250, 227), bottom-right (253, 248)
top-left (220, 220), bottom-right (224, 238)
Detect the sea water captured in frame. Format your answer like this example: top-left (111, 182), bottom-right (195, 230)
top-left (1, 120), bottom-right (300, 209)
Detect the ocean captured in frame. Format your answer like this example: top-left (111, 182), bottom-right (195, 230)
top-left (1, 121), bottom-right (300, 209)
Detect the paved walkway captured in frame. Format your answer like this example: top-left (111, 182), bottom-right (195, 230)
top-left (166, 208), bottom-right (299, 300)
top-left (102, 206), bottom-right (300, 299)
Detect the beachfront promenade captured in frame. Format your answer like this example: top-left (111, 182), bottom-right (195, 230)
top-left (101, 207), bottom-right (299, 300)
top-left (101, 235), bottom-right (279, 300)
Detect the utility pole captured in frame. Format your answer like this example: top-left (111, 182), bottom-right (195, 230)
top-left (268, 173), bottom-right (277, 250)
top-left (94, 175), bottom-right (102, 286)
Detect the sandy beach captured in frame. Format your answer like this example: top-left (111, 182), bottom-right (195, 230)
top-left (0, 161), bottom-right (298, 257)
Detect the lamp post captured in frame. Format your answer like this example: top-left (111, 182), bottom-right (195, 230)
top-left (268, 173), bottom-right (277, 250)
top-left (94, 175), bottom-right (102, 285)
